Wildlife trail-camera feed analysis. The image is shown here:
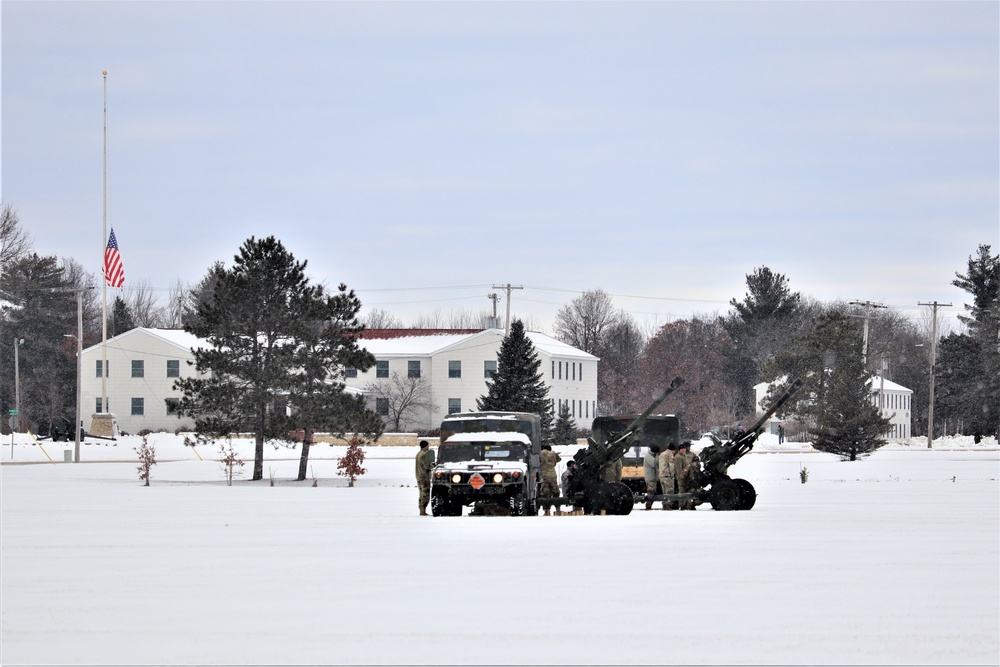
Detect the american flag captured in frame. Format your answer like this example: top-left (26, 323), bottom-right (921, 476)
top-left (103, 228), bottom-right (125, 288)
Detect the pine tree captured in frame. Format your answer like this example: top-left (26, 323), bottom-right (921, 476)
top-left (110, 296), bottom-right (136, 336)
top-left (768, 310), bottom-right (891, 460)
top-left (552, 401), bottom-right (577, 445)
top-left (938, 244), bottom-right (1000, 441)
top-left (477, 319), bottom-right (554, 439)
top-left (177, 236), bottom-right (312, 480)
top-left (721, 266), bottom-right (805, 416)
top-left (287, 283), bottom-right (383, 481)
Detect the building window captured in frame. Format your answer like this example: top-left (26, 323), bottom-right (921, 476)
top-left (580, 365), bottom-right (583, 381)
top-left (448, 360), bottom-right (461, 378)
top-left (375, 397), bottom-right (389, 416)
top-left (572, 400), bottom-right (576, 418)
top-left (95, 398), bottom-right (104, 413)
top-left (167, 360), bottom-right (180, 378)
top-left (408, 360), bottom-right (421, 378)
top-left (131, 360), bottom-right (144, 378)
top-left (572, 363), bottom-right (576, 381)
top-left (448, 398), bottom-right (461, 414)
top-left (131, 397), bottom-right (144, 416)
top-left (551, 360), bottom-right (555, 378)
top-left (376, 360), bottom-right (389, 378)
top-left (484, 360), bottom-right (497, 378)
top-left (165, 398), bottom-right (180, 416)
top-left (96, 360), bottom-right (108, 378)
top-left (345, 367), bottom-right (358, 378)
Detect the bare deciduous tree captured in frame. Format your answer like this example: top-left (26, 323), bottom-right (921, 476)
top-left (364, 371), bottom-right (437, 432)
top-left (363, 308), bottom-right (404, 329)
top-left (554, 289), bottom-right (621, 355)
top-left (1, 201), bottom-right (32, 267)
top-left (126, 279), bottom-right (167, 327)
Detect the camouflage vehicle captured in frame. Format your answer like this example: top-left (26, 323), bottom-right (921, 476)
top-left (430, 412), bottom-right (541, 517)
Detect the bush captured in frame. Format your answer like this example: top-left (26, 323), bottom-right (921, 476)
top-left (337, 435), bottom-right (367, 487)
top-left (799, 466), bottom-right (809, 484)
top-left (134, 435), bottom-right (157, 486)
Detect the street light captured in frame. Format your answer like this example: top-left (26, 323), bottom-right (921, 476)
top-left (53, 286), bottom-right (89, 463)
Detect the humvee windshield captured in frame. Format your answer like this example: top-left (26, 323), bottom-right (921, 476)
top-left (438, 442), bottom-right (528, 463)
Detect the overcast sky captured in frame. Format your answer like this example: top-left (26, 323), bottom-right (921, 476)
top-left (3, 1), bottom-right (997, 333)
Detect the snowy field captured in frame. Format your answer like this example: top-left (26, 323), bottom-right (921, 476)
top-left (2, 432), bottom-right (998, 666)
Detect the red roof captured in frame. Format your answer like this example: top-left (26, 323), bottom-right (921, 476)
top-left (361, 328), bottom-right (484, 340)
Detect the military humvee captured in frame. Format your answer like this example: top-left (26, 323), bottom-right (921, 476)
top-left (431, 412), bottom-right (541, 517)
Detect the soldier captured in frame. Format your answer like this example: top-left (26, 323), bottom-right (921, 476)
top-left (643, 444), bottom-right (661, 510)
top-left (657, 443), bottom-right (676, 510)
top-left (539, 444), bottom-right (562, 515)
top-left (673, 441), bottom-right (694, 510)
top-left (601, 456), bottom-right (623, 484)
top-left (684, 455), bottom-right (706, 509)
top-left (561, 459), bottom-right (578, 497)
top-left (415, 440), bottom-right (435, 516)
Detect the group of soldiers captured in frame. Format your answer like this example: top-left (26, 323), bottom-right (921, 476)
top-left (415, 438), bottom-right (706, 516)
top-left (643, 441), bottom-right (703, 510)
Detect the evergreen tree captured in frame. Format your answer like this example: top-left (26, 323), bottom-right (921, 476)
top-left (768, 311), bottom-right (891, 460)
top-left (477, 319), bottom-right (554, 439)
top-left (110, 296), bottom-right (136, 336)
top-left (287, 283), bottom-right (383, 481)
top-left (937, 244), bottom-right (1000, 441)
top-left (0, 253), bottom-right (80, 433)
top-left (177, 236), bottom-right (312, 480)
top-left (721, 266), bottom-right (805, 416)
top-left (551, 401), bottom-right (577, 445)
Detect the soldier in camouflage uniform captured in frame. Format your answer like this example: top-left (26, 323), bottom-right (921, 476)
top-left (415, 440), bottom-right (435, 516)
top-left (673, 441), bottom-right (694, 510)
top-left (539, 444), bottom-right (562, 514)
top-left (643, 445), bottom-right (661, 510)
top-left (601, 456), bottom-right (623, 484)
top-left (657, 443), bottom-right (676, 510)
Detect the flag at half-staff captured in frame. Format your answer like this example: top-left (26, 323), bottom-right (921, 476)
top-left (103, 227), bottom-right (125, 288)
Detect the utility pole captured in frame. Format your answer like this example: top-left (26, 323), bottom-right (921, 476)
top-left (849, 300), bottom-right (887, 366)
top-left (487, 292), bottom-right (500, 330)
top-left (918, 301), bottom-right (951, 449)
top-left (491, 284), bottom-right (523, 336)
top-left (13, 337), bottom-right (24, 432)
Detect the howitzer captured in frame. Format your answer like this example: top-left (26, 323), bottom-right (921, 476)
top-left (560, 376), bottom-right (685, 515)
top-left (694, 378), bottom-right (805, 510)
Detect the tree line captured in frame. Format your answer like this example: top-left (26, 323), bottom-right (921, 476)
top-left (2, 197), bottom-right (997, 457)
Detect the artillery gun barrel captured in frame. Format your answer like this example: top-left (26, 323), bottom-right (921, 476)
top-left (742, 378), bottom-right (804, 440)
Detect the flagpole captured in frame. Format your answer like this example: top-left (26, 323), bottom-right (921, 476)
top-left (101, 69), bottom-right (108, 414)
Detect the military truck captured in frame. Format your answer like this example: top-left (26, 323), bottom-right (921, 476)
top-left (605, 414), bottom-right (681, 494)
top-left (430, 411), bottom-right (541, 517)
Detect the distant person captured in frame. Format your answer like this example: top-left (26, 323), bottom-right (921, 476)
top-left (673, 441), bottom-right (694, 510)
top-left (657, 444), bottom-right (677, 510)
top-left (643, 444), bottom-right (661, 510)
top-left (778, 424), bottom-right (785, 444)
top-left (539, 444), bottom-right (562, 515)
top-left (415, 440), bottom-right (435, 516)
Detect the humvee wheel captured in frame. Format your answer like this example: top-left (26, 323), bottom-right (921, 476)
top-left (733, 478), bottom-right (756, 510)
top-left (432, 491), bottom-right (461, 517)
top-left (509, 491), bottom-right (527, 517)
top-left (709, 479), bottom-right (741, 511)
top-left (614, 482), bottom-right (634, 515)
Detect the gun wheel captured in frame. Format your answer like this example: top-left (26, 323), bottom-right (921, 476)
top-left (709, 479), bottom-right (741, 511)
top-left (614, 482), bottom-right (634, 515)
top-left (733, 478), bottom-right (756, 510)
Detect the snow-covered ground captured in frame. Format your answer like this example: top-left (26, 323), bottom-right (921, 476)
top-left (2, 432), bottom-right (998, 665)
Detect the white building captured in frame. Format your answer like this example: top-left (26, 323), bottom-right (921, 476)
top-left (754, 376), bottom-right (913, 441)
top-left (81, 327), bottom-right (598, 436)
top-left (80, 328), bottom-right (203, 435)
top-left (344, 328), bottom-right (599, 432)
